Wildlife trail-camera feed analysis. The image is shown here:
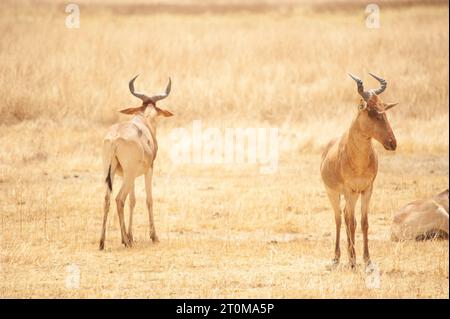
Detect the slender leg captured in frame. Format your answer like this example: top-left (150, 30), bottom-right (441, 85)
top-left (100, 164), bottom-right (115, 250)
top-left (361, 184), bottom-right (373, 266)
top-left (99, 186), bottom-right (111, 250)
top-left (343, 189), bottom-right (359, 268)
top-left (326, 188), bottom-right (342, 265)
top-left (116, 174), bottom-right (134, 247)
top-left (128, 183), bottom-right (136, 243)
top-left (145, 168), bottom-right (159, 243)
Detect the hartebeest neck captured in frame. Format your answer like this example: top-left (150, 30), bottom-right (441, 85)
top-left (131, 113), bottom-right (158, 149)
top-left (131, 113), bottom-right (155, 132)
top-left (345, 116), bottom-right (375, 171)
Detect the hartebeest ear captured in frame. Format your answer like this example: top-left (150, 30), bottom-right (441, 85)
top-left (358, 99), bottom-right (367, 111)
top-left (155, 106), bottom-right (174, 117)
top-left (384, 102), bottom-right (398, 111)
top-left (118, 106), bottom-right (146, 115)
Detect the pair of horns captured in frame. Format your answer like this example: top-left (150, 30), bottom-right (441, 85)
top-left (348, 73), bottom-right (386, 101)
top-left (129, 75), bottom-right (171, 105)
top-left (129, 73), bottom-right (385, 105)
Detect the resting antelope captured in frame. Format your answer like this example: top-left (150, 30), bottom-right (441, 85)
top-left (99, 75), bottom-right (173, 250)
top-left (391, 189), bottom-right (449, 241)
top-left (320, 73), bottom-right (398, 268)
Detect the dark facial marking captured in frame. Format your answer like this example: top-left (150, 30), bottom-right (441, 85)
top-left (368, 108), bottom-right (383, 121)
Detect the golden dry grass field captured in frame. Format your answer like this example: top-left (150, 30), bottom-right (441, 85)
top-left (0, 0), bottom-right (448, 298)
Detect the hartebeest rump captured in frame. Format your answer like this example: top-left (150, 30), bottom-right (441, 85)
top-left (391, 189), bottom-right (449, 241)
top-left (320, 73), bottom-right (398, 268)
top-left (99, 75), bottom-right (173, 250)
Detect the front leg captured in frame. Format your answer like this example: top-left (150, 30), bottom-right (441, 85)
top-left (343, 188), bottom-right (359, 268)
top-left (145, 168), bottom-right (159, 243)
top-left (325, 188), bottom-right (342, 266)
top-left (361, 184), bottom-right (373, 267)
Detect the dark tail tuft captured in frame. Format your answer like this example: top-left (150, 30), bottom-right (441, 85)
top-left (105, 165), bottom-right (112, 191)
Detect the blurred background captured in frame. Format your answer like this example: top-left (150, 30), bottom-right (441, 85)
top-left (1, 1), bottom-right (448, 152)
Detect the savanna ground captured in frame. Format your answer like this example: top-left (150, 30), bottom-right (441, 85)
top-left (0, 0), bottom-right (448, 298)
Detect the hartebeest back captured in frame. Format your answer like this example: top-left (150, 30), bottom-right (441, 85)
top-left (99, 75), bottom-right (173, 250)
top-left (320, 73), bottom-right (398, 269)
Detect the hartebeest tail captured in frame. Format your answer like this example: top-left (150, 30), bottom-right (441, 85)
top-left (99, 75), bottom-right (173, 250)
top-left (103, 141), bottom-right (118, 192)
top-left (320, 73), bottom-right (398, 269)
top-left (105, 166), bottom-right (112, 192)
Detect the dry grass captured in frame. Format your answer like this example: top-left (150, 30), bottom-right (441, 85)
top-left (0, 0), bottom-right (448, 298)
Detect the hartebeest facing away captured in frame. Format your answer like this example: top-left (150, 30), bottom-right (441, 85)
top-left (320, 73), bottom-right (398, 268)
top-left (99, 75), bottom-right (173, 250)
top-left (391, 189), bottom-right (449, 241)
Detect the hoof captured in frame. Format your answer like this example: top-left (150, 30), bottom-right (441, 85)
top-left (151, 235), bottom-right (159, 243)
top-left (122, 235), bottom-right (132, 248)
top-left (99, 241), bottom-right (105, 250)
top-left (326, 259), bottom-right (340, 271)
top-left (123, 241), bottom-right (132, 248)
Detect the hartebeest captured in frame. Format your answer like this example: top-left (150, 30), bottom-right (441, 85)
top-left (320, 73), bottom-right (398, 268)
top-left (391, 189), bottom-right (449, 241)
top-left (99, 75), bottom-right (173, 250)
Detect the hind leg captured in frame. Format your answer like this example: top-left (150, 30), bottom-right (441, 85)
top-left (99, 159), bottom-right (116, 250)
top-left (128, 183), bottom-right (136, 243)
top-left (116, 173), bottom-right (134, 248)
top-left (99, 186), bottom-right (111, 250)
top-left (145, 168), bottom-right (159, 243)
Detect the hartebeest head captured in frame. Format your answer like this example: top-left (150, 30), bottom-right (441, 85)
top-left (119, 75), bottom-right (174, 119)
top-left (348, 73), bottom-right (398, 151)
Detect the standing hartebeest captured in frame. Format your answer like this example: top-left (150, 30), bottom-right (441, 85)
top-left (320, 73), bottom-right (398, 269)
top-left (99, 75), bottom-right (173, 250)
top-left (391, 189), bottom-right (449, 241)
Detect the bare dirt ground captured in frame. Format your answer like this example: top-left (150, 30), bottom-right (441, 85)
top-left (0, 122), bottom-right (448, 298)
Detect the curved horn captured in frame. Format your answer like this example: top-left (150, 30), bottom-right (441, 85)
top-left (369, 73), bottom-right (387, 95)
top-left (348, 73), bottom-right (371, 101)
top-left (150, 77), bottom-right (171, 103)
top-left (129, 74), bottom-right (151, 103)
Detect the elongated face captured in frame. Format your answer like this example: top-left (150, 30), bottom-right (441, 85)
top-left (357, 95), bottom-right (397, 151)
